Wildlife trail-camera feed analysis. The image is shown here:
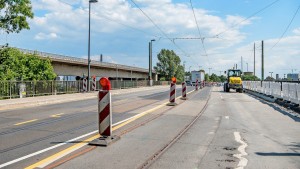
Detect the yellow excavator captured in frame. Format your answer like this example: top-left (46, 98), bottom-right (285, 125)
top-left (224, 69), bottom-right (243, 93)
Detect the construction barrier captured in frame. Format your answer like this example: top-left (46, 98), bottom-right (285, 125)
top-left (167, 81), bottom-right (176, 106)
top-left (92, 77), bottom-right (96, 91)
top-left (195, 79), bottom-right (199, 91)
top-left (98, 89), bottom-right (112, 136)
top-left (83, 78), bottom-right (87, 92)
top-left (90, 77), bottom-right (119, 146)
top-left (181, 82), bottom-right (187, 100)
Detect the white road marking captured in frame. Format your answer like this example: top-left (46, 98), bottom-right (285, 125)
top-left (225, 116), bottom-right (229, 119)
top-left (208, 132), bottom-right (214, 134)
top-left (233, 132), bottom-right (248, 169)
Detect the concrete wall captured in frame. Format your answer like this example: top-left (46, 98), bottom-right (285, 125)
top-left (52, 62), bottom-right (151, 79)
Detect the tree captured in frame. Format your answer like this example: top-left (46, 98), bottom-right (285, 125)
top-left (0, 0), bottom-right (34, 34)
top-left (242, 75), bottom-right (260, 81)
top-left (210, 73), bottom-right (220, 82)
top-left (219, 75), bottom-right (227, 82)
top-left (205, 73), bottom-right (210, 82)
top-left (0, 47), bottom-right (56, 81)
top-left (154, 49), bottom-right (185, 82)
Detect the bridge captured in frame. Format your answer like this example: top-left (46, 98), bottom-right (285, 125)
top-left (18, 48), bottom-right (158, 81)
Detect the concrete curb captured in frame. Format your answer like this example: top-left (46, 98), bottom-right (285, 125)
top-left (244, 89), bottom-right (300, 114)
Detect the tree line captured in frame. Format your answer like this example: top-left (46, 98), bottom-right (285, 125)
top-left (0, 47), bottom-right (56, 81)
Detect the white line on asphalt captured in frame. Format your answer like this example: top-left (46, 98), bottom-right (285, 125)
top-left (225, 116), bottom-right (229, 119)
top-left (233, 132), bottom-right (248, 169)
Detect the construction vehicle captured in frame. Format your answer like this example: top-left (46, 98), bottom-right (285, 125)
top-left (224, 69), bottom-right (243, 93)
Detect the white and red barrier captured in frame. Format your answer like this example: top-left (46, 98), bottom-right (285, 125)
top-left (195, 79), bottom-right (199, 91)
top-left (92, 77), bottom-right (96, 91)
top-left (181, 82), bottom-right (187, 100)
top-left (168, 82), bottom-right (176, 106)
top-left (98, 90), bottom-right (112, 137)
top-left (89, 77), bottom-right (119, 146)
top-left (83, 78), bottom-right (87, 92)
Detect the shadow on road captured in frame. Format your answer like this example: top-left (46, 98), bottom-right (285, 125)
top-left (255, 152), bottom-right (300, 156)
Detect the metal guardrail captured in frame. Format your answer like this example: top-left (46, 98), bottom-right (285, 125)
top-left (243, 81), bottom-right (300, 104)
top-left (0, 80), bottom-right (169, 100)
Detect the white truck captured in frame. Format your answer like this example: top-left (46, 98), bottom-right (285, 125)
top-left (191, 70), bottom-right (205, 86)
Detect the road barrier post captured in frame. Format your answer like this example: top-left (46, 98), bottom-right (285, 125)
top-left (167, 77), bottom-right (177, 106)
top-left (195, 79), bottom-right (199, 91)
top-left (83, 78), bottom-right (87, 92)
top-left (92, 76), bottom-right (96, 91)
top-left (89, 77), bottom-right (119, 146)
top-left (181, 82), bottom-right (187, 100)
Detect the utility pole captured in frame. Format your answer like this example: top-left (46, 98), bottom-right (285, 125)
top-left (209, 68), bottom-right (212, 75)
top-left (149, 39), bottom-right (155, 86)
top-left (261, 40), bottom-right (264, 81)
top-left (241, 56), bottom-right (243, 72)
top-left (246, 63), bottom-right (248, 72)
top-left (254, 43), bottom-right (256, 76)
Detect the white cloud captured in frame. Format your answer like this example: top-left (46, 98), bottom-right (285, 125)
top-left (34, 32), bottom-right (58, 40)
top-left (293, 27), bottom-right (300, 35)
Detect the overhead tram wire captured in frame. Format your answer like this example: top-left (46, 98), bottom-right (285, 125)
top-left (189, 0), bottom-right (210, 65)
top-left (269, 5), bottom-right (300, 51)
top-left (129, 0), bottom-right (193, 61)
top-left (214, 0), bottom-right (280, 37)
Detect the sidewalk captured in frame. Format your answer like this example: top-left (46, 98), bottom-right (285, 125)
top-left (0, 86), bottom-right (169, 111)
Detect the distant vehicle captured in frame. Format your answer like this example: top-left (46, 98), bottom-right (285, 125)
top-left (224, 69), bottom-right (243, 93)
top-left (185, 81), bottom-right (191, 86)
top-left (191, 70), bottom-right (205, 87)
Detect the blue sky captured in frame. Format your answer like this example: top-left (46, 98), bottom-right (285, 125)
top-left (1, 0), bottom-right (299, 78)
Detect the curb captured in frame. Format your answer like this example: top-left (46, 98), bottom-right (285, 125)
top-left (244, 89), bottom-right (300, 114)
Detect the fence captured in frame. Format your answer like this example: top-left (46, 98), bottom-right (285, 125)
top-left (0, 80), bottom-right (170, 100)
top-left (243, 81), bottom-right (300, 104)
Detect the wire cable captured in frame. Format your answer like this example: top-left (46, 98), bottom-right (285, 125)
top-left (214, 0), bottom-right (280, 37)
top-left (269, 5), bottom-right (300, 50)
top-left (190, 0), bottom-right (209, 64)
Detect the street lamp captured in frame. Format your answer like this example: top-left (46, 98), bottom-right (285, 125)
top-left (269, 72), bottom-right (273, 78)
top-left (246, 63), bottom-right (248, 72)
top-left (87, 0), bottom-right (98, 92)
top-left (149, 39), bottom-right (155, 86)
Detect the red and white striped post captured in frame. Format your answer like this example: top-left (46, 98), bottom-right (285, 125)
top-left (195, 79), bottom-right (199, 91)
top-left (83, 78), bottom-right (87, 92)
top-left (167, 77), bottom-right (177, 106)
top-left (89, 77), bottom-right (119, 146)
top-left (92, 76), bottom-right (96, 91)
top-left (181, 82), bottom-right (187, 100)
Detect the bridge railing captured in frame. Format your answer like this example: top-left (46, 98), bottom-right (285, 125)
top-left (0, 80), bottom-right (169, 100)
top-left (243, 81), bottom-right (300, 104)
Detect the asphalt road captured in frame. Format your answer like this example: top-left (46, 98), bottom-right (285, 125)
top-left (1, 85), bottom-right (299, 169)
top-left (55, 86), bottom-right (300, 169)
top-left (0, 86), bottom-right (194, 168)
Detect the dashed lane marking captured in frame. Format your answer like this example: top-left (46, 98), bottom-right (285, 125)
top-left (14, 119), bottom-right (38, 126)
top-left (51, 113), bottom-right (64, 118)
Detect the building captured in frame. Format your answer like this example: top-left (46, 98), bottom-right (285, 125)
top-left (287, 73), bottom-right (300, 81)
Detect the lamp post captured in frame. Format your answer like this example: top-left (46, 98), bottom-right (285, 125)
top-left (269, 72), bottom-right (273, 78)
top-left (246, 63), bottom-right (248, 72)
top-left (149, 39), bottom-right (155, 86)
top-left (87, 0), bottom-right (98, 92)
